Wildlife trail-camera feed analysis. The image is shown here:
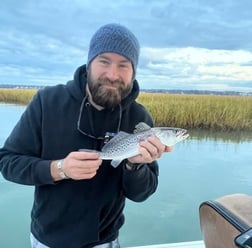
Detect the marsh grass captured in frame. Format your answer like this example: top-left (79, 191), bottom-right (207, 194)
top-left (0, 88), bottom-right (37, 105)
top-left (138, 93), bottom-right (252, 131)
top-left (0, 89), bottom-right (251, 131)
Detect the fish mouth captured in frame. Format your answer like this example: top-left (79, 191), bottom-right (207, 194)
top-left (157, 127), bottom-right (188, 135)
top-left (180, 132), bottom-right (190, 140)
top-left (176, 129), bottom-right (189, 138)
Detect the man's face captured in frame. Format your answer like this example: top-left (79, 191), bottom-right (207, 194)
top-left (87, 52), bottom-right (134, 109)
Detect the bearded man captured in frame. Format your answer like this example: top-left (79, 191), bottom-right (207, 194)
top-left (0, 23), bottom-right (172, 248)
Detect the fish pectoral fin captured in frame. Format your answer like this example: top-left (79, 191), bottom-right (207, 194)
top-left (111, 160), bottom-right (123, 168)
top-left (134, 122), bottom-right (151, 133)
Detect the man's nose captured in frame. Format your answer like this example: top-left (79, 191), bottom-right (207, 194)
top-left (106, 64), bottom-right (120, 81)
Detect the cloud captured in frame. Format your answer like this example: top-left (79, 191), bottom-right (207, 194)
top-left (0, 0), bottom-right (252, 92)
top-left (138, 47), bottom-right (252, 91)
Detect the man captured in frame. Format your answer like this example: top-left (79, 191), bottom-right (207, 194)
top-left (0, 23), bottom-right (172, 248)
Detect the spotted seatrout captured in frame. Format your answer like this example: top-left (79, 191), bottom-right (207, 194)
top-left (80, 122), bottom-right (189, 167)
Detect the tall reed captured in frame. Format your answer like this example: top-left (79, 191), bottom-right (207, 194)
top-left (0, 88), bottom-right (37, 105)
top-left (137, 93), bottom-right (252, 131)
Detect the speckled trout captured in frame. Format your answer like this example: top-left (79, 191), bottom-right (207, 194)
top-left (80, 122), bottom-right (189, 168)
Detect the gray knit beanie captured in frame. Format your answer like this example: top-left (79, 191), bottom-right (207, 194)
top-left (87, 23), bottom-right (140, 76)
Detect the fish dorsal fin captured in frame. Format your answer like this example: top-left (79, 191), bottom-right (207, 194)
top-left (101, 131), bottom-right (130, 151)
top-left (134, 122), bottom-right (151, 133)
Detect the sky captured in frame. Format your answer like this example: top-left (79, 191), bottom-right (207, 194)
top-left (1, 0), bottom-right (252, 92)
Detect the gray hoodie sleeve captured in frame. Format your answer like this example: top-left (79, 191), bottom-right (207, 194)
top-left (122, 161), bottom-right (159, 202)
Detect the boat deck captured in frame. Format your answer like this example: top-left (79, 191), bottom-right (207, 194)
top-left (128, 240), bottom-right (205, 248)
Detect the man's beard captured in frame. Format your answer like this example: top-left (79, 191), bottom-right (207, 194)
top-left (87, 73), bottom-right (133, 109)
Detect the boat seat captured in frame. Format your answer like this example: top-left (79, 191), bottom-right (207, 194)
top-left (199, 193), bottom-right (252, 248)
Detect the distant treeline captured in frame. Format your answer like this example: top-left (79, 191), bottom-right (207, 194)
top-left (0, 88), bottom-right (252, 132)
top-left (0, 84), bottom-right (44, 89)
top-left (142, 89), bottom-right (252, 96)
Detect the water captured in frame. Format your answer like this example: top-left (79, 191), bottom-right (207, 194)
top-left (0, 103), bottom-right (252, 247)
top-left (121, 135), bottom-right (252, 246)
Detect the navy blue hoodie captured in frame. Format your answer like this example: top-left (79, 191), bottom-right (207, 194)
top-left (0, 65), bottom-right (158, 248)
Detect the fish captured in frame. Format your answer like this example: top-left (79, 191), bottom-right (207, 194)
top-left (80, 122), bottom-right (189, 168)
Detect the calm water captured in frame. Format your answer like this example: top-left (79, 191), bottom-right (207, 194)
top-left (0, 103), bottom-right (252, 247)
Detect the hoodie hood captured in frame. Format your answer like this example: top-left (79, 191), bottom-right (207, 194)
top-left (66, 64), bottom-right (140, 110)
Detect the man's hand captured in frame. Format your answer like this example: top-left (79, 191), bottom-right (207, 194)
top-left (127, 136), bottom-right (173, 164)
top-left (51, 151), bottom-right (102, 181)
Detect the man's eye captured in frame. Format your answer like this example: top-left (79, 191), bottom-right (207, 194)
top-left (100, 60), bottom-right (109, 65)
top-left (119, 64), bottom-right (130, 69)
